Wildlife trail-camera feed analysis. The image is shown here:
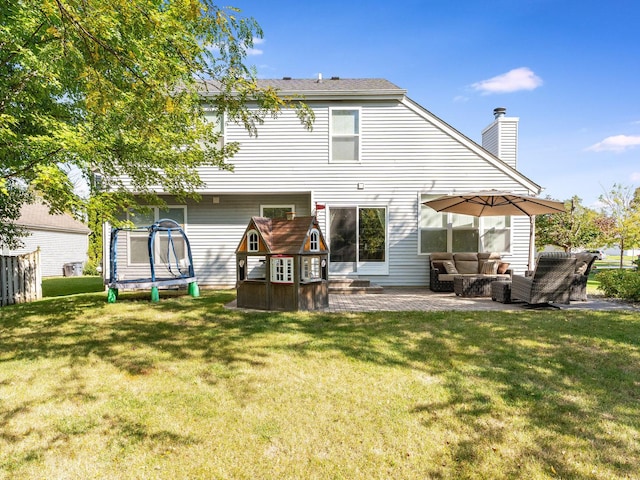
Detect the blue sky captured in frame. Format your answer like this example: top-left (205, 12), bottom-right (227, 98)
top-left (230, 0), bottom-right (639, 206)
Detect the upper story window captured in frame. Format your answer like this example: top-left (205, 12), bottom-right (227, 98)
top-left (330, 108), bottom-right (360, 162)
top-left (247, 230), bottom-right (259, 252)
top-left (309, 229), bottom-right (320, 251)
top-left (204, 109), bottom-right (225, 148)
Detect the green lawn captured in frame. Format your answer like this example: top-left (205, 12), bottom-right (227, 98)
top-left (1, 287), bottom-right (639, 479)
top-left (41, 275), bottom-right (105, 297)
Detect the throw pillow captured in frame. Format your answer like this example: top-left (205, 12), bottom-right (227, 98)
top-left (480, 260), bottom-right (499, 275)
top-left (497, 262), bottom-right (510, 274)
top-left (442, 260), bottom-right (458, 274)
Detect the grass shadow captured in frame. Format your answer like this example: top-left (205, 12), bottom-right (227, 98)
top-left (1, 290), bottom-right (639, 478)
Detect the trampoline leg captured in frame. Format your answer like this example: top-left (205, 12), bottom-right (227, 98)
top-left (188, 282), bottom-right (200, 298)
top-left (107, 288), bottom-right (118, 303)
top-left (151, 286), bottom-right (160, 302)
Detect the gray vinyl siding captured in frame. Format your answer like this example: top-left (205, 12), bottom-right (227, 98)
top-left (119, 97), bottom-right (537, 287)
top-left (181, 100), bottom-right (533, 287)
top-left (482, 118), bottom-right (518, 169)
top-left (5, 229), bottom-right (88, 277)
top-left (482, 125), bottom-right (499, 157)
top-left (498, 121), bottom-right (518, 168)
top-left (186, 193), bottom-right (311, 286)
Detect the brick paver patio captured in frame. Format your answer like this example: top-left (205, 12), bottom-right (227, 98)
top-left (228, 287), bottom-right (637, 312)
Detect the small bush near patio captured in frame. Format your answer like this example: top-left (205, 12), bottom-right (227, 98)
top-left (1, 290), bottom-right (639, 479)
top-left (596, 268), bottom-right (640, 301)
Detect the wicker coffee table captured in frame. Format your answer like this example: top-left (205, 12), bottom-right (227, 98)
top-left (453, 275), bottom-right (499, 297)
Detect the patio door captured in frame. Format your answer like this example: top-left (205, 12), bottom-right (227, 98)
top-left (328, 206), bottom-right (388, 275)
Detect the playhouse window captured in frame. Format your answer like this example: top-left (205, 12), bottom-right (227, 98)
top-left (271, 257), bottom-right (294, 283)
top-left (309, 229), bottom-right (320, 251)
top-left (330, 108), bottom-right (360, 162)
top-left (246, 256), bottom-right (266, 279)
top-left (247, 230), bottom-right (259, 252)
top-left (301, 256), bottom-right (321, 282)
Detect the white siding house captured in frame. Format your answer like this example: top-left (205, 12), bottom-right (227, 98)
top-left (113, 78), bottom-right (544, 288)
top-left (3, 202), bottom-right (90, 277)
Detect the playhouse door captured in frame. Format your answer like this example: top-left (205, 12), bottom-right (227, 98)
top-left (328, 206), bottom-right (388, 276)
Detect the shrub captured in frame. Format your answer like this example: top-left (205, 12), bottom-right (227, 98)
top-left (83, 259), bottom-right (101, 276)
top-left (596, 268), bottom-right (640, 301)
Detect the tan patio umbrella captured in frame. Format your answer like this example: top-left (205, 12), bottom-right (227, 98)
top-left (422, 190), bottom-right (566, 271)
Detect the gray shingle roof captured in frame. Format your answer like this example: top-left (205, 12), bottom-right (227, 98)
top-left (17, 202), bottom-right (91, 234)
top-left (198, 78), bottom-right (406, 99)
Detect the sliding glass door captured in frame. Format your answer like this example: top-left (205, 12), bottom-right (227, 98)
top-left (329, 206), bottom-right (387, 275)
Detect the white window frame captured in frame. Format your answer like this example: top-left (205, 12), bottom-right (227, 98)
top-left (418, 193), bottom-right (512, 254)
top-left (301, 256), bottom-right (321, 282)
top-left (309, 228), bottom-right (320, 252)
top-left (247, 229), bottom-right (259, 252)
top-left (260, 204), bottom-right (296, 219)
top-left (327, 204), bottom-right (389, 275)
top-left (127, 206), bottom-right (187, 266)
top-left (203, 107), bottom-right (225, 148)
top-left (270, 256), bottom-right (294, 284)
top-left (329, 107), bottom-right (361, 162)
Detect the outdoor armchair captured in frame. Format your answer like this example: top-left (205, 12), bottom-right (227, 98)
top-left (511, 256), bottom-right (577, 306)
top-left (537, 252), bottom-right (598, 301)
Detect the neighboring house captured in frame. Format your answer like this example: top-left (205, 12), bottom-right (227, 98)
top-left (3, 202), bottom-right (90, 277)
top-left (109, 77), bottom-right (544, 288)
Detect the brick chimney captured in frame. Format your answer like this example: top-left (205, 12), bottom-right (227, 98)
top-left (481, 107), bottom-right (519, 169)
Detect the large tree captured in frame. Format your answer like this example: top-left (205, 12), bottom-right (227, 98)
top-left (535, 196), bottom-right (602, 252)
top-left (1, 0), bottom-right (311, 247)
top-left (598, 184), bottom-right (640, 267)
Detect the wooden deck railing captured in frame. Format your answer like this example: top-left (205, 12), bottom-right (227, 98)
top-left (1, 249), bottom-right (42, 306)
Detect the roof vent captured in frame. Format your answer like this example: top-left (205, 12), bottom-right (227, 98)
top-left (493, 107), bottom-right (507, 119)
top-left (282, 76), bottom-right (292, 80)
top-left (330, 76), bottom-right (340, 80)
top-left (316, 73), bottom-right (323, 83)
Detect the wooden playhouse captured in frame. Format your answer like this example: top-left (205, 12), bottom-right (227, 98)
top-left (235, 215), bottom-right (329, 311)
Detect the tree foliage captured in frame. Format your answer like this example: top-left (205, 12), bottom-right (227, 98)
top-left (598, 184), bottom-right (640, 267)
top-left (1, 0), bottom-right (312, 247)
top-left (0, 180), bottom-right (31, 250)
top-left (535, 196), bottom-right (602, 252)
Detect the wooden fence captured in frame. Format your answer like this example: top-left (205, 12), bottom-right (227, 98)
top-left (1, 249), bottom-right (42, 306)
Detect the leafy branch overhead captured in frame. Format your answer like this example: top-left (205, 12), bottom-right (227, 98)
top-left (0, 0), bottom-right (313, 239)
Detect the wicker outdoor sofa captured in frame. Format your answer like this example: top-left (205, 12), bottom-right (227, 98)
top-left (429, 252), bottom-right (512, 292)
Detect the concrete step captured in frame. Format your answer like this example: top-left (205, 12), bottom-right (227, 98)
top-left (329, 278), bottom-right (384, 294)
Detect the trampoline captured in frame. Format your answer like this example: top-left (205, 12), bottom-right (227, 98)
top-left (106, 218), bottom-right (199, 302)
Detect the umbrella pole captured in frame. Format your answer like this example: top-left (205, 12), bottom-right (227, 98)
top-left (528, 216), bottom-right (535, 273)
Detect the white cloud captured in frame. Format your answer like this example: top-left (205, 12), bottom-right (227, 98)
top-left (471, 67), bottom-right (543, 95)
top-left (453, 95), bottom-right (469, 103)
top-left (246, 37), bottom-right (265, 56)
top-left (586, 135), bottom-right (640, 153)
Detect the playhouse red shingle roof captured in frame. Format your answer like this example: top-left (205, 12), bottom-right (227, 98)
top-left (241, 216), bottom-right (327, 255)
